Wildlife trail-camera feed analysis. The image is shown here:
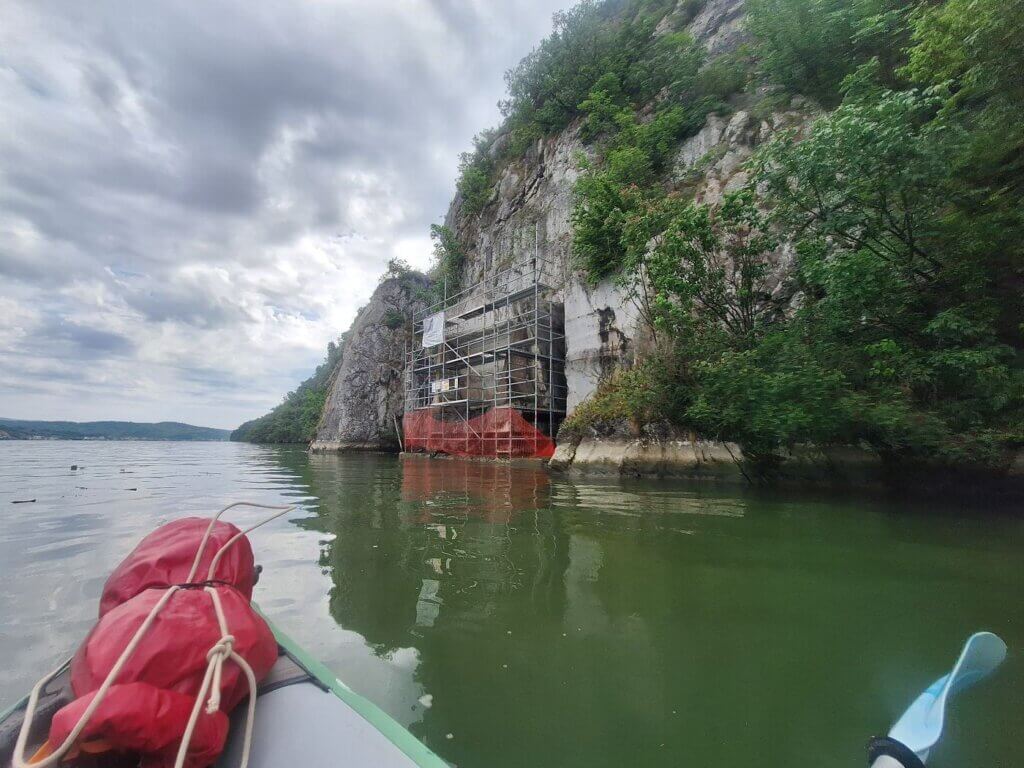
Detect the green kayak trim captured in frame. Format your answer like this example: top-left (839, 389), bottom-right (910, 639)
top-left (0, 612), bottom-right (448, 768)
top-left (255, 606), bottom-right (449, 768)
top-left (0, 691), bottom-right (29, 725)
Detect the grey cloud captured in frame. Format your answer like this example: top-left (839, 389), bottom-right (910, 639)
top-left (40, 319), bottom-right (136, 358)
top-left (0, 0), bottom-right (570, 428)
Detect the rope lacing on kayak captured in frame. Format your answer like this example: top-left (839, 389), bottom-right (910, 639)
top-left (12, 501), bottom-right (295, 768)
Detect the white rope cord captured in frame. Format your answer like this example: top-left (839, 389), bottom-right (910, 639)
top-left (172, 586), bottom-right (259, 768)
top-left (204, 504), bottom-right (294, 582)
top-left (13, 585), bottom-right (182, 768)
top-left (186, 502), bottom-right (295, 583)
top-left (12, 501), bottom-right (295, 768)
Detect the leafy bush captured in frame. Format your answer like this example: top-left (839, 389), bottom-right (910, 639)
top-left (500, 1), bottom-right (682, 144)
top-left (746, 0), bottom-right (913, 105)
top-left (382, 309), bottom-right (405, 330)
top-left (455, 131), bottom-right (497, 215)
top-left (578, 73), bottom-right (632, 142)
top-left (571, 102), bottom-right (718, 284)
top-left (689, 70), bottom-right (1022, 467)
top-left (902, 0), bottom-right (1024, 193)
top-left (559, 358), bottom-right (689, 439)
top-left (647, 191), bottom-right (779, 345)
top-left (429, 224), bottom-right (466, 296)
top-left (695, 49), bottom-right (752, 101)
top-left (687, 332), bottom-right (854, 461)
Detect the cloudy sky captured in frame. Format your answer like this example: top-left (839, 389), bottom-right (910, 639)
top-left (0, 0), bottom-right (569, 429)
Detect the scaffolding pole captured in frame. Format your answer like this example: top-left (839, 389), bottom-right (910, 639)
top-left (404, 230), bottom-right (566, 457)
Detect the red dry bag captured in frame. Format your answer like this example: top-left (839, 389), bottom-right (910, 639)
top-left (99, 517), bottom-right (256, 616)
top-left (51, 585), bottom-right (277, 768)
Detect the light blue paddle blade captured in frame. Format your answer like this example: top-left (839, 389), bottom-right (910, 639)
top-left (889, 631), bottom-right (1007, 762)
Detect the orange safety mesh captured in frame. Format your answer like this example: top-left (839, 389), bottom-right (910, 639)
top-left (402, 407), bottom-right (555, 459)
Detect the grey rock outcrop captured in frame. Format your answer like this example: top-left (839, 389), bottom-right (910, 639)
top-left (311, 0), bottom-right (819, 462)
top-left (687, 0), bottom-right (749, 55)
top-left (672, 99), bottom-right (821, 204)
top-left (310, 274), bottom-right (430, 452)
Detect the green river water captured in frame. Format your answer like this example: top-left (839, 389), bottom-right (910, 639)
top-left (0, 441), bottom-right (1021, 767)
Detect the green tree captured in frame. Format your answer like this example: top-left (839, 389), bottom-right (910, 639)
top-left (747, 76), bottom-right (1022, 465)
top-left (648, 191), bottom-right (779, 345)
top-left (746, 0), bottom-right (913, 105)
top-left (903, 0), bottom-right (1024, 193)
top-left (429, 224), bottom-right (466, 295)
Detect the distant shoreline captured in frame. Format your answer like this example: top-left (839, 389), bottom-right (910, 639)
top-left (0, 437), bottom-right (231, 442)
top-left (0, 419), bottom-right (230, 442)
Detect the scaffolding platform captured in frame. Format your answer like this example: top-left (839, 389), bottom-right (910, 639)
top-left (403, 251), bottom-right (566, 458)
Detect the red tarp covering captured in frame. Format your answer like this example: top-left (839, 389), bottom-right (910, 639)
top-left (403, 406), bottom-right (555, 458)
top-left (99, 517), bottom-right (255, 616)
top-left (55, 586), bottom-right (277, 768)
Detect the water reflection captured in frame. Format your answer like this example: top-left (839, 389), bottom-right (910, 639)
top-left (401, 454), bottom-right (553, 522)
top-left (295, 453), bottom-right (1024, 768)
top-left (300, 455), bottom-right (570, 655)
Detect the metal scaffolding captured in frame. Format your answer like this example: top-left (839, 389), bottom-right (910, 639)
top-left (404, 233), bottom-right (566, 457)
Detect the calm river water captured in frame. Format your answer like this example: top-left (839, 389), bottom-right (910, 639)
top-left (0, 441), bottom-right (1021, 767)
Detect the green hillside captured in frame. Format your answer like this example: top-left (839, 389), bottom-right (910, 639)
top-left (230, 337), bottom-right (345, 444)
top-left (0, 419), bottom-right (230, 441)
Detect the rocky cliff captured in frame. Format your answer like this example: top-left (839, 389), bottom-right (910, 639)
top-left (443, 0), bottom-right (813, 412)
top-left (311, 273), bottom-right (430, 451)
top-left (312, 0), bottom-right (815, 463)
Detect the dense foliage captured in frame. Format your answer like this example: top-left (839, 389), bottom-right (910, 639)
top-left (429, 224), bottom-right (466, 297)
top-left (230, 339), bottom-right (345, 444)
top-left (453, 0), bottom-right (728, 217)
top-left (745, 0), bottom-right (912, 105)
top-left (567, 0), bottom-right (1024, 473)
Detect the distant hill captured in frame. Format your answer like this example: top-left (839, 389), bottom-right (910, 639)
top-left (0, 419), bottom-right (230, 441)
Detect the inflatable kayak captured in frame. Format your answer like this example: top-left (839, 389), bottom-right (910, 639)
top-left (0, 608), bottom-right (447, 768)
top-left (0, 503), bottom-right (448, 768)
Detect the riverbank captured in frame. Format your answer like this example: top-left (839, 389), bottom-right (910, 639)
top-left (310, 437), bottom-right (1024, 497)
top-left (548, 432), bottom-right (1024, 497)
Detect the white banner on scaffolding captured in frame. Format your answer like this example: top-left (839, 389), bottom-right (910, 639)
top-left (422, 311), bottom-right (445, 348)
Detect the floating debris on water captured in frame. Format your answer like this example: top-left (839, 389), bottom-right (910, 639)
top-left (11, 499), bottom-right (36, 504)
top-left (418, 694), bottom-right (433, 708)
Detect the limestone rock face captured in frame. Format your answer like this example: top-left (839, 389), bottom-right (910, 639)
top-left (687, 0), bottom-right (749, 55)
top-left (441, 10), bottom-right (821, 423)
top-left (449, 122), bottom-right (589, 290)
top-left (671, 100), bottom-right (821, 205)
top-left (313, 1), bottom-right (821, 453)
top-left (311, 275), bottom-right (430, 452)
